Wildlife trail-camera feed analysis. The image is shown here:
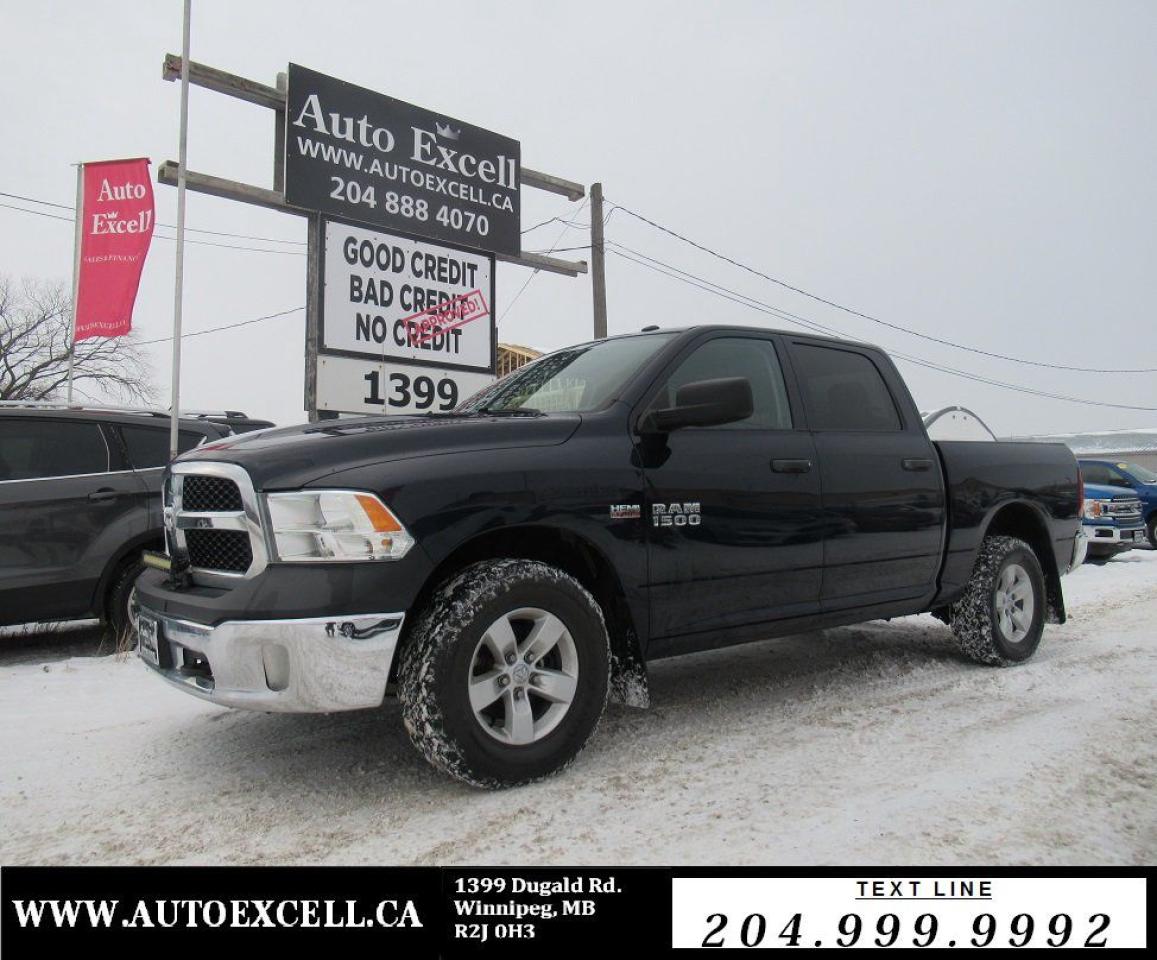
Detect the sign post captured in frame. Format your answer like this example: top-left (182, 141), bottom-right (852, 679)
top-left (65, 164), bottom-right (83, 403)
top-left (169, 0), bottom-right (192, 459)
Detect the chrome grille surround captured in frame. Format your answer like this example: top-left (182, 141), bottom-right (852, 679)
top-left (165, 461), bottom-right (269, 585)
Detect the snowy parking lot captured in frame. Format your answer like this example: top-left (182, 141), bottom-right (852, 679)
top-left (2, 550), bottom-right (1154, 867)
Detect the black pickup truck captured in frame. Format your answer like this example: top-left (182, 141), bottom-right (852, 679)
top-left (137, 326), bottom-right (1081, 787)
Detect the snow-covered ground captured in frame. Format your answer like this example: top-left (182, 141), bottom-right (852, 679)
top-left (2, 550), bottom-right (1154, 866)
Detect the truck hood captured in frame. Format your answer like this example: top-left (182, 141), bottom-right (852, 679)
top-left (178, 412), bottom-right (582, 489)
top-left (1083, 482), bottom-right (1140, 501)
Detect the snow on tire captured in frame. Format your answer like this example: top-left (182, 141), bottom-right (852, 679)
top-left (398, 559), bottom-right (610, 788)
top-left (951, 535), bottom-right (1046, 666)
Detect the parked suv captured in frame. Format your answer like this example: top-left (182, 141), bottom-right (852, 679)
top-left (1078, 459), bottom-right (1157, 549)
top-left (0, 404), bottom-right (236, 636)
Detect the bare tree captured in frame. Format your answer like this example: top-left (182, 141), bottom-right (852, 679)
top-left (0, 276), bottom-right (155, 403)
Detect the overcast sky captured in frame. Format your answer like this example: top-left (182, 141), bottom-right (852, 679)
top-left (2, 0), bottom-right (1154, 435)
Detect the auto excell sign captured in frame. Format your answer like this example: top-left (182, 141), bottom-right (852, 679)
top-left (285, 64), bottom-right (521, 255)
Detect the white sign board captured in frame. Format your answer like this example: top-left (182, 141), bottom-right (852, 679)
top-left (321, 219), bottom-right (495, 371)
top-left (317, 354), bottom-right (495, 416)
top-left (316, 218), bottom-right (497, 416)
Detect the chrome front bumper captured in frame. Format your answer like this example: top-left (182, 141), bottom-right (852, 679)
top-left (138, 607), bottom-right (405, 713)
top-left (1084, 523), bottom-right (1146, 547)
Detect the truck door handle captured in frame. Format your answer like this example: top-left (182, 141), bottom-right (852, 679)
top-left (902, 458), bottom-right (933, 472)
top-left (771, 458), bottom-right (812, 474)
top-left (88, 488), bottom-right (121, 502)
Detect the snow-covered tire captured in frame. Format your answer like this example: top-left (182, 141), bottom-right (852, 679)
top-left (105, 558), bottom-right (143, 650)
top-left (951, 536), bottom-right (1046, 666)
top-left (398, 559), bottom-right (610, 788)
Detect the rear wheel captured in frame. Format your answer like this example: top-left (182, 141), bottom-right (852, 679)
top-left (951, 536), bottom-right (1046, 666)
top-left (398, 559), bottom-right (610, 788)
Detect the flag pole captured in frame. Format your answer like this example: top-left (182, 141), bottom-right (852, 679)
top-left (66, 163), bottom-right (84, 405)
top-left (169, 0), bottom-right (192, 460)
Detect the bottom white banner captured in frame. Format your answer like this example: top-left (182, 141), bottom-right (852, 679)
top-left (671, 877), bottom-right (1147, 949)
top-left (317, 354), bottom-right (494, 416)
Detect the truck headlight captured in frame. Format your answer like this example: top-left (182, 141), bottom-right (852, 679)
top-left (1083, 499), bottom-right (1109, 519)
top-left (265, 490), bottom-right (414, 561)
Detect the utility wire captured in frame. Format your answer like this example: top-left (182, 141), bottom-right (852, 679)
top-left (521, 214), bottom-right (590, 235)
top-left (0, 189), bottom-right (306, 245)
top-left (607, 243), bottom-right (1157, 412)
top-left (606, 199), bottom-right (1157, 374)
top-left (500, 198), bottom-right (590, 325)
top-left (0, 201), bottom-right (305, 256)
top-left (136, 306), bottom-right (304, 345)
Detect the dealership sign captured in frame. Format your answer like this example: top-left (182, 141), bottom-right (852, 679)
top-left (317, 218), bottom-right (496, 415)
top-left (285, 64), bottom-right (521, 255)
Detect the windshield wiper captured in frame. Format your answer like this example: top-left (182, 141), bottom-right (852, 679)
top-left (478, 406), bottom-right (544, 417)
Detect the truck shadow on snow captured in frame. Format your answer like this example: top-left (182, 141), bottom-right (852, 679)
top-left (157, 616), bottom-right (967, 795)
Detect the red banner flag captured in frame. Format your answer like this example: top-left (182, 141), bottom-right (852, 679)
top-left (73, 158), bottom-right (155, 341)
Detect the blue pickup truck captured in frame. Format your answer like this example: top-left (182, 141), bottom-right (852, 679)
top-left (1079, 459), bottom-right (1157, 550)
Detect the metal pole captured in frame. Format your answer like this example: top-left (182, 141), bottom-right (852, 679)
top-left (169, 0), bottom-right (191, 459)
top-left (304, 213), bottom-right (321, 422)
top-left (589, 182), bottom-right (608, 339)
top-left (65, 163), bottom-right (84, 404)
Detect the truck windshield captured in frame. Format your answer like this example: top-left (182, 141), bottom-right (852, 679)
top-left (1124, 462), bottom-right (1157, 483)
top-left (459, 333), bottom-right (674, 414)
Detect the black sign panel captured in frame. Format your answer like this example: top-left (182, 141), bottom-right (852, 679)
top-left (285, 64), bottom-right (521, 255)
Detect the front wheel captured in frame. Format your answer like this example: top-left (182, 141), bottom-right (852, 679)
top-left (106, 559), bottom-right (144, 650)
top-left (951, 536), bottom-right (1046, 666)
top-left (1147, 516), bottom-right (1157, 550)
top-left (398, 559), bottom-right (610, 788)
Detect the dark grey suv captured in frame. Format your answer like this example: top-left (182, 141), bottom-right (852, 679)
top-left (0, 405), bottom-right (249, 636)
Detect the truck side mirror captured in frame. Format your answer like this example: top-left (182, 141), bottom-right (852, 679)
top-left (640, 377), bottom-right (754, 433)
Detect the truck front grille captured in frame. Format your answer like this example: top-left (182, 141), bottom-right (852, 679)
top-left (182, 475), bottom-right (243, 512)
top-left (185, 529), bottom-right (253, 573)
top-left (165, 463), bottom-right (267, 581)
top-left (1106, 499), bottom-right (1142, 520)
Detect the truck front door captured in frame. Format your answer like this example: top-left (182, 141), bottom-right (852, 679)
top-left (638, 333), bottom-right (823, 641)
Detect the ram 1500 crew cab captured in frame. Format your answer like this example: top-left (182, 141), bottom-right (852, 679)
top-left (137, 326), bottom-right (1081, 787)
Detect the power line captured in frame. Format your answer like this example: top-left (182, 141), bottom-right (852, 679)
top-left (521, 214), bottom-right (591, 235)
top-left (500, 198), bottom-right (590, 326)
top-left (0, 200), bottom-right (305, 256)
top-left (607, 243), bottom-right (1157, 412)
top-left (0, 189), bottom-right (305, 245)
top-left (136, 306), bottom-right (304, 345)
top-left (606, 199), bottom-right (1157, 374)
top-left (527, 244), bottom-right (591, 254)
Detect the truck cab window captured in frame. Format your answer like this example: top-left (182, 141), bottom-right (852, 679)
top-left (1080, 463), bottom-right (1112, 486)
top-left (791, 344), bottom-right (902, 432)
top-left (646, 337), bottom-right (793, 430)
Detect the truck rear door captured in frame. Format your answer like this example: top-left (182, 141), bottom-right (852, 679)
top-left (785, 339), bottom-right (946, 609)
